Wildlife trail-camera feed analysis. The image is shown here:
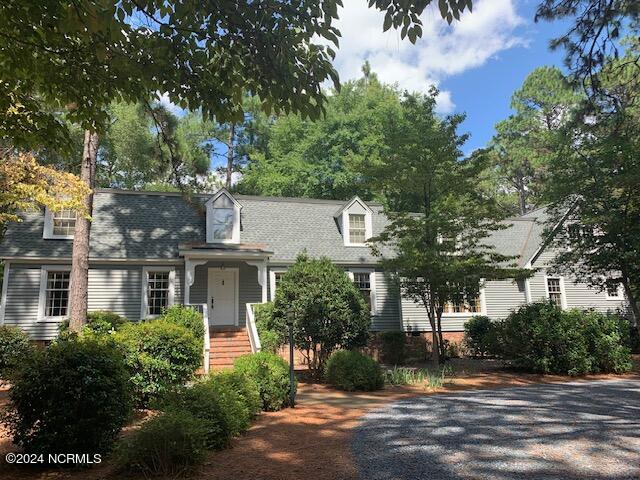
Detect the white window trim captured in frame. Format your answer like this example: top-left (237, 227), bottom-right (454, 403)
top-left (205, 189), bottom-right (241, 244)
top-left (141, 266), bottom-right (176, 320)
top-left (441, 283), bottom-right (487, 317)
top-left (38, 265), bottom-right (72, 322)
top-left (43, 207), bottom-right (75, 240)
top-left (0, 261), bottom-right (11, 324)
top-left (347, 268), bottom-right (377, 315)
top-left (269, 268), bottom-right (287, 301)
top-left (605, 281), bottom-right (624, 301)
top-left (340, 198), bottom-right (373, 247)
top-left (544, 275), bottom-right (567, 309)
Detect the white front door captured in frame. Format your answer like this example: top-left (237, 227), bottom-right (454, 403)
top-left (207, 268), bottom-right (238, 326)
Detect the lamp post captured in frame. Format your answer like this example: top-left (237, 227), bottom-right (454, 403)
top-left (286, 307), bottom-right (296, 408)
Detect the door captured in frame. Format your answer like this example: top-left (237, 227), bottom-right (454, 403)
top-left (207, 268), bottom-right (238, 326)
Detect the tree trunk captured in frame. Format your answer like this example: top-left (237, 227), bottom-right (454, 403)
top-left (620, 273), bottom-right (639, 328)
top-left (426, 296), bottom-right (440, 367)
top-left (436, 311), bottom-right (446, 360)
top-left (225, 123), bottom-right (236, 189)
top-left (68, 130), bottom-right (98, 332)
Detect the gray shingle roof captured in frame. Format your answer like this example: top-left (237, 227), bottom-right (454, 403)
top-left (0, 189), bottom-right (547, 265)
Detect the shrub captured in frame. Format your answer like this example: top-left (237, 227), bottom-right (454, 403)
top-left (254, 302), bottom-right (284, 354)
top-left (0, 325), bottom-right (32, 379)
top-left (211, 370), bottom-right (262, 419)
top-left (271, 253), bottom-right (371, 375)
top-left (464, 316), bottom-right (497, 357)
top-left (4, 337), bottom-right (132, 456)
top-left (325, 350), bottom-right (384, 391)
top-left (118, 410), bottom-right (207, 476)
top-left (160, 305), bottom-right (205, 342)
top-left (379, 331), bottom-right (405, 365)
top-left (234, 352), bottom-right (293, 411)
top-left (86, 310), bottom-right (127, 335)
top-left (115, 320), bottom-right (202, 407)
top-left (497, 302), bottom-right (632, 375)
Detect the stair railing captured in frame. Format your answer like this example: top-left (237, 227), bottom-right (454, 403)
top-left (245, 303), bottom-right (262, 353)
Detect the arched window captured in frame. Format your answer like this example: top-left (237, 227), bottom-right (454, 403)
top-left (205, 189), bottom-right (241, 243)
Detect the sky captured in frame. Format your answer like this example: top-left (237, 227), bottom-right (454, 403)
top-left (328, 0), bottom-right (572, 154)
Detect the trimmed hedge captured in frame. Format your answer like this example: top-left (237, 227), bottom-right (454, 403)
top-left (234, 352), bottom-right (293, 411)
top-left (118, 410), bottom-right (207, 476)
top-left (0, 325), bottom-right (32, 379)
top-left (325, 350), bottom-right (384, 391)
top-left (4, 337), bottom-right (132, 455)
top-left (497, 302), bottom-right (632, 375)
top-left (115, 320), bottom-right (202, 407)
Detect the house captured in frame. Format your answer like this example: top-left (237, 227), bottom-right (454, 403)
top-left (0, 188), bottom-right (626, 367)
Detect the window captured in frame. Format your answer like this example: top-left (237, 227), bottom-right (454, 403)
top-left (349, 214), bottom-right (366, 244)
top-left (142, 268), bottom-right (175, 318)
top-left (606, 281), bottom-right (622, 300)
top-left (43, 208), bottom-right (76, 239)
top-left (352, 271), bottom-right (372, 309)
top-left (269, 270), bottom-right (287, 300)
top-left (206, 190), bottom-right (240, 243)
top-left (443, 296), bottom-right (481, 314)
top-left (38, 266), bottom-right (72, 320)
top-left (546, 278), bottom-right (563, 307)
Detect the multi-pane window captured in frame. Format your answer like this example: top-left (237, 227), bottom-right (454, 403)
top-left (52, 209), bottom-right (76, 237)
top-left (547, 278), bottom-right (563, 307)
top-left (606, 281), bottom-right (622, 299)
top-left (147, 271), bottom-right (170, 316)
top-left (352, 272), bottom-right (372, 310)
top-left (443, 297), bottom-right (481, 314)
top-left (45, 271), bottom-right (70, 317)
top-left (211, 194), bottom-right (235, 241)
top-left (271, 271), bottom-right (286, 300)
top-left (349, 214), bottom-right (366, 244)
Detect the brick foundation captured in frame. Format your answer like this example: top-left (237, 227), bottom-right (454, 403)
top-left (367, 331), bottom-right (467, 363)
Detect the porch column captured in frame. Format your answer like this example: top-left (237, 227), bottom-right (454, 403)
top-left (184, 257), bottom-right (208, 304)
top-left (246, 260), bottom-right (268, 303)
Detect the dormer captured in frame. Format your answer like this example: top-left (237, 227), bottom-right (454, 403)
top-left (205, 188), bottom-right (241, 244)
top-left (334, 196), bottom-right (373, 246)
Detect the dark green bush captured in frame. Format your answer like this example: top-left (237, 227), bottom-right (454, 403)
top-left (234, 352), bottom-right (293, 411)
top-left (379, 331), bottom-right (405, 365)
top-left (325, 350), bottom-right (384, 391)
top-left (464, 316), bottom-right (497, 357)
top-left (115, 320), bottom-right (202, 407)
top-left (86, 310), bottom-right (127, 335)
top-left (497, 302), bottom-right (632, 375)
top-left (4, 337), bottom-right (132, 456)
top-left (160, 305), bottom-right (205, 342)
top-left (0, 325), bottom-right (32, 379)
top-left (118, 410), bottom-right (207, 476)
top-left (254, 302), bottom-right (284, 354)
top-left (163, 371), bottom-right (261, 450)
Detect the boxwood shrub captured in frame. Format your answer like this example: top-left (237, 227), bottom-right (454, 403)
top-left (0, 325), bottom-right (32, 379)
top-left (4, 337), bottom-right (132, 456)
top-left (115, 320), bottom-right (202, 407)
top-left (463, 316), bottom-right (498, 357)
top-left (325, 350), bottom-right (384, 391)
top-left (234, 352), bottom-right (293, 411)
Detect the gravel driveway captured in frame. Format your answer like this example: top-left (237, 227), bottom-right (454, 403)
top-left (353, 379), bottom-right (640, 480)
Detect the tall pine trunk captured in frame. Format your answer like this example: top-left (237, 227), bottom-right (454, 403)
top-left (225, 123), bottom-right (236, 189)
top-left (425, 295), bottom-right (440, 367)
top-left (68, 130), bottom-right (98, 332)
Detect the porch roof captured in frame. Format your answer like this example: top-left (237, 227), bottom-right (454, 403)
top-left (178, 242), bottom-right (273, 259)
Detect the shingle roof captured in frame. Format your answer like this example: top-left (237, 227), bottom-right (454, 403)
top-left (0, 189), bottom-right (547, 265)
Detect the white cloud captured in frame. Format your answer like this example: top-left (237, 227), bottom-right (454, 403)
top-left (329, 0), bottom-right (526, 113)
top-left (157, 92), bottom-right (186, 116)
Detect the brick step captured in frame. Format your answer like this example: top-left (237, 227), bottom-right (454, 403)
top-left (210, 350), bottom-right (251, 358)
top-left (210, 336), bottom-right (250, 342)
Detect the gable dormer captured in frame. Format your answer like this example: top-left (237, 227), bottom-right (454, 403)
top-left (334, 196), bottom-right (373, 246)
top-left (205, 188), bottom-right (241, 244)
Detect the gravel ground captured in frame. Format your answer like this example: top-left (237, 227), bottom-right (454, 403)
top-left (353, 379), bottom-right (640, 480)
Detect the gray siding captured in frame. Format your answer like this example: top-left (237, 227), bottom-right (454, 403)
top-left (371, 271), bottom-right (401, 331)
top-left (190, 261), bottom-right (262, 323)
top-left (88, 266), bottom-right (142, 320)
top-left (401, 297), bottom-right (470, 332)
top-left (484, 279), bottom-right (528, 319)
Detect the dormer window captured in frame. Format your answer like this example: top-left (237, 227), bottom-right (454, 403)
top-left (205, 188), bottom-right (241, 244)
top-left (43, 207), bottom-right (76, 240)
top-left (334, 196), bottom-right (373, 247)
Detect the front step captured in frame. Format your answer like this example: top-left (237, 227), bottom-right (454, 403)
top-left (208, 327), bottom-right (252, 370)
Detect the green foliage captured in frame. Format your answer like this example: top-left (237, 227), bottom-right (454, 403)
top-left (496, 302), bottom-right (632, 375)
top-left (4, 337), bottom-right (132, 455)
top-left (464, 316), bottom-right (497, 357)
top-left (0, 325), bottom-right (32, 379)
top-left (234, 352), bottom-right (293, 411)
top-left (379, 331), bottom-right (406, 365)
top-left (160, 305), bottom-right (205, 342)
top-left (114, 320), bottom-right (202, 407)
top-left (118, 410), bottom-right (207, 476)
top-left (253, 302), bottom-right (285, 354)
top-left (325, 350), bottom-right (384, 391)
top-left (86, 310), bottom-right (127, 335)
top-left (271, 253), bottom-right (371, 374)
top-left (384, 365), bottom-right (452, 388)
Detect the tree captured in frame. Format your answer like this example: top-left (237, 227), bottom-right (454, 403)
top-left (270, 253), bottom-right (371, 377)
top-left (371, 92), bottom-right (523, 365)
top-left (0, 0), bottom-right (472, 330)
top-left (483, 67), bottom-right (582, 215)
top-left (542, 48), bottom-right (640, 328)
top-left (237, 71), bottom-right (403, 200)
